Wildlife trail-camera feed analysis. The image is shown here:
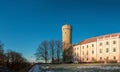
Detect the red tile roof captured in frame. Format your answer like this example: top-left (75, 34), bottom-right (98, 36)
top-left (77, 37), bottom-right (97, 45)
top-left (75, 33), bottom-right (120, 46)
top-left (105, 35), bottom-right (110, 38)
top-left (98, 36), bottom-right (103, 39)
top-left (111, 34), bottom-right (118, 37)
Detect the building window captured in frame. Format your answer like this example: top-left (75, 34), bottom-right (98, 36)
top-left (113, 48), bottom-right (116, 52)
top-left (75, 58), bottom-right (77, 61)
top-left (77, 47), bottom-right (79, 50)
top-left (92, 50), bottom-right (94, 54)
top-left (92, 44), bottom-right (94, 47)
top-left (106, 48), bottom-right (109, 53)
top-left (100, 57), bottom-right (102, 60)
top-left (82, 46), bottom-right (84, 49)
top-left (87, 51), bottom-right (88, 55)
top-left (113, 56), bottom-right (116, 60)
top-left (92, 57), bottom-right (94, 61)
top-left (87, 58), bottom-right (89, 60)
top-left (106, 42), bottom-right (109, 45)
top-left (100, 49), bottom-right (102, 53)
top-left (83, 58), bottom-right (84, 60)
top-left (113, 41), bottom-right (116, 44)
top-left (82, 52), bottom-right (84, 55)
top-left (106, 56), bottom-right (109, 60)
top-left (100, 42), bottom-right (102, 46)
top-left (77, 53), bottom-right (79, 56)
top-left (87, 45), bottom-right (88, 48)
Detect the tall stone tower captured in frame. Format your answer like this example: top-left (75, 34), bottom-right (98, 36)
top-left (62, 24), bottom-right (72, 44)
top-left (62, 24), bottom-right (72, 63)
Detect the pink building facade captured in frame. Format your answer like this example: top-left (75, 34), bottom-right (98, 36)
top-left (73, 33), bottom-right (120, 63)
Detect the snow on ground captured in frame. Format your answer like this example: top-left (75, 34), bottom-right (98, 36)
top-left (77, 65), bottom-right (120, 70)
top-left (29, 64), bottom-right (120, 72)
top-left (28, 65), bottom-right (45, 72)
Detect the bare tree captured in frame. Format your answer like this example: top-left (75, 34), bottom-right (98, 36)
top-left (56, 40), bottom-right (62, 63)
top-left (49, 40), bottom-right (55, 63)
top-left (6, 50), bottom-right (27, 71)
top-left (6, 50), bottom-right (23, 63)
top-left (35, 40), bottom-right (49, 63)
top-left (0, 42), bottom-right (4, 66)
top-left (0, 41), bottom-right (30, 71)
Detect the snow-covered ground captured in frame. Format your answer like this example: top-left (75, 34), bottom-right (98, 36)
top-left (77, 65), bottom-right (120, 70)
top-left (28, 65), bottom-right (46, 72)
top-left (28, 64), bottom-right (120, 72)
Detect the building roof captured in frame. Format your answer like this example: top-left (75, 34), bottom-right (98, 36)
top-left (76, 37), bottom-right (97, 45)
top-left (75, 33), bottom-right (120, 46)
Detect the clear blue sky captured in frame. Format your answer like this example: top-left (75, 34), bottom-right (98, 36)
top-left (0, 0), bottom-right (120, 62)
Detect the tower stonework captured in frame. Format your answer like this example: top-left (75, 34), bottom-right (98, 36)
top-left (62, 24), bottom-right (72, 44)
top-left (62, 24), bottom-right (72, 63)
